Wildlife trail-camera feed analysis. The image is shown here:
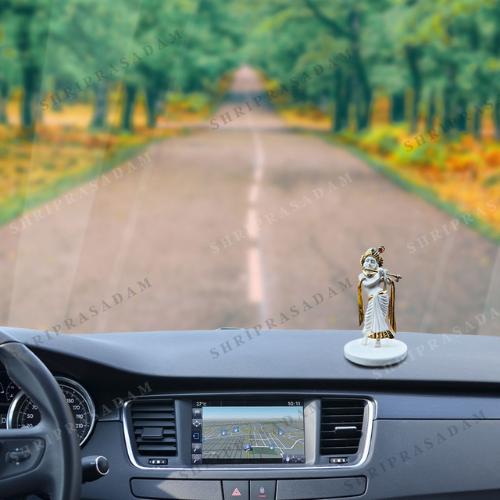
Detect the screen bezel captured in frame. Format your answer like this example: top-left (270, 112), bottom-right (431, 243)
top-left (191, 399), bottom-right (305, 465)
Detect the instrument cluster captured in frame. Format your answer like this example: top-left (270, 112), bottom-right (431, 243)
top-left (0, 371), bottom-right (95, 446)
top-left (0, 371), bottom-right (20, 428)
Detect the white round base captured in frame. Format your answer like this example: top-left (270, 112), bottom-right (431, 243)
top-left (344, 338), bottom-right (408, 367)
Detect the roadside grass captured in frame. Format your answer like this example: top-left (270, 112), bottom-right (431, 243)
top-left (316, 128), bottom-right (500, 244)
top-left (280, 106), bottom-right (500, 244)
top-left (0, 123), bottom-right (189, 227)
top-left (0, 90), bottom-right (217, 228)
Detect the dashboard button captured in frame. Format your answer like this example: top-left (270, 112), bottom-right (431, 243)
top-left (223, 481), bottom-right (249, 500)
top-left (251, 481), bottom-right (275, 500)
top-left (132, 479), bottom-right (223, 500)
top-left (276, 478), bottom-right (366, 499)
top-left (8, 449), bottom-right (31, 463)
top-left (148, 459), bottom-right (167, 466)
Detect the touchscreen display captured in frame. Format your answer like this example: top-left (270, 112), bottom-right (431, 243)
top-left (191, 400), bottom-right (304, 464)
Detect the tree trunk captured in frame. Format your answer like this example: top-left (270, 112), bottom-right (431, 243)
top-left (15, 4), bottom-right (40, 136)
top-left (145, 87), bottom-right (158, 128)
top-left (302, 1), bottom-right (372, 131)
top-left (442, 88), bottom-right (456, 141)
top-left (21, 64), bottom-right (39, 133)
top-left (356, 88), bottom-right (372, 131)
top-left (350, 9), bottom-right (372, 131)
top-left (0, 78), bottom-right (8, 124)
top-left (333, 69), bottom-right (350, 132)
top-left (91, 84), bottom-right (108, 130)
top-left (442, 64), bottom-right (457, 141)
top-left (407, 46), bottom-right (422, 134)
top-left (291, 85), bottom-right (307, 104)
top-left (390, 92), bottom-right (405, 123)
top-left (494, 103), bottom-right (500, 140)
top-left (122, 83), bottom-right (138, 131)
top-left (426, 91), bottom-right (436, 130)
top-left (473, 108), bottom-right (482, 140)
top-left (455, 96), bottom-right (468, 132)
top-left (493, 8), bottom-right (500, 138)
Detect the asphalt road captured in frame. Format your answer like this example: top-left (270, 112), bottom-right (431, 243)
top-left (1, 66), bottom-right (499, 338)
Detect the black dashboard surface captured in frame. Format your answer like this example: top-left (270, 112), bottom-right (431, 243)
top-left (1, 327), bottom-right (500, 500)
top-left (2, 327), bottom-right (500, 389)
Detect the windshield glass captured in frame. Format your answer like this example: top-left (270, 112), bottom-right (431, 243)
top-left (1, 0), bottom-right (499, 336)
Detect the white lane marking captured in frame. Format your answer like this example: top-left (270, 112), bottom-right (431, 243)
top-left (246, 111), bottom-right (265, 308)
top-left (248, 246), bottom-right (263, 303)
top-left (253, 143), bottom-right (264, 182)
top-left (246, 208), bottom-right (258, 240)
top-left (248, 184), bottom-right (259, 204)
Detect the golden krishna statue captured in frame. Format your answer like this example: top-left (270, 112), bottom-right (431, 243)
top-left (358, 246), bottom-right (402, 347)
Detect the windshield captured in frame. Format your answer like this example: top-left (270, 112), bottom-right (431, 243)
top-left (0, 0), bottom-right (499, 337)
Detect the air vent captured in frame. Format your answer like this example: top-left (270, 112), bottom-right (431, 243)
top-left (130, 399), bottom-right (177, 457)
top-left (320, 398), bottom-right (366, 455)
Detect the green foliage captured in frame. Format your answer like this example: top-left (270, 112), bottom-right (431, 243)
top-left (356, 126), bottom-right (402, 154)
top-left (1, 0), bottom-right (500, 134)
top-left (167, 91), bottom-right (211, 113)
top-left (484, 171), bottom-right (500, 186)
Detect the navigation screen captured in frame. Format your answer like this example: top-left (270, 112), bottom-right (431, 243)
top-left (191, 400), bottom-right (304, 464)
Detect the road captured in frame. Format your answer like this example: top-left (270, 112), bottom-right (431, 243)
top-left (1, 66), bottom-right (499, 338)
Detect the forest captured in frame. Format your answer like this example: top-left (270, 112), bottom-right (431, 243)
top-left (0, 0), bottom-right (497, 135)
top-left (1, 0), bottom-right (500, 239)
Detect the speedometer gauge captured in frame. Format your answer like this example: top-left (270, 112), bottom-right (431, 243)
top-left (7, 377), bottom-right (96, 447)
top-left (5, 381), bottom-right (20, 402)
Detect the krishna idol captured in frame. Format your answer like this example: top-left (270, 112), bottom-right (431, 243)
top-left (344, 246), bottom-right (408, 367)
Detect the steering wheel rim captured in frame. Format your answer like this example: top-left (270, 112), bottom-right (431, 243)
top-left (0, 330), bottom-right (81, 500)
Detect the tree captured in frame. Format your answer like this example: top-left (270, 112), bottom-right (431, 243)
top-left (46, 0), bottom-right (141, 130)
top-left (3, 0), bottom-right (51, 133)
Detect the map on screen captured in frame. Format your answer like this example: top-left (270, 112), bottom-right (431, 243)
top-left (200, 405), bottom-right (304, 463)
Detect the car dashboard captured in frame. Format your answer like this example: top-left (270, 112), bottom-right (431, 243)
top-left (1, 327), bottom-right (500, 500)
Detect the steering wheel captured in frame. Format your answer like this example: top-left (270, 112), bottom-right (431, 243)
top-left (0, 330), bottom-right (81, 500)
